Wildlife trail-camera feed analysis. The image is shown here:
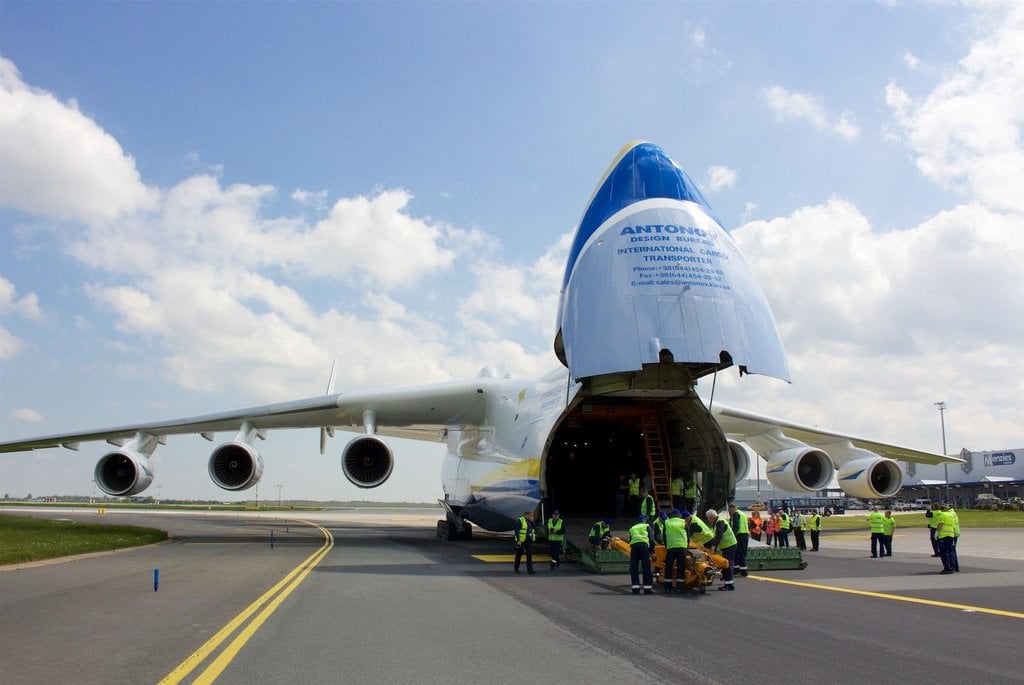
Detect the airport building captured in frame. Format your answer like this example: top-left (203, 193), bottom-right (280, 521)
top-left (899, 447), bottom-right (1023, 508)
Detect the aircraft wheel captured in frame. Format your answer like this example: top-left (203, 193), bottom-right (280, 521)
top-left (436, 520), bottom-right (449, 539)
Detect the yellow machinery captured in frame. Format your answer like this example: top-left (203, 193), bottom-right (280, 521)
top-left (609, 538), bottom-right (727, 593)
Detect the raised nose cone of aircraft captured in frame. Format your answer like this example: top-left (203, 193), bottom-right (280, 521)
top-left (554, 141), bottom-right (790, 384)
top-left (564, 141), bottom-right (716, 291)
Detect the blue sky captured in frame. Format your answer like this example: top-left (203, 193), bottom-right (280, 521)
top-left (1, 1), bottom-right (1021, 502)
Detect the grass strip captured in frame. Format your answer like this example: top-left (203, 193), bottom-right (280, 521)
top-left (0, 514), bottom-right (167, 566)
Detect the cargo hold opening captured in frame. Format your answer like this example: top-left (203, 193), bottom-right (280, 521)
top-left (543, 403), bottom-right (651, 520)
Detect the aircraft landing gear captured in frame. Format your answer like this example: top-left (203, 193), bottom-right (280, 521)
top-left (437, 513), bottom-right (473, 541)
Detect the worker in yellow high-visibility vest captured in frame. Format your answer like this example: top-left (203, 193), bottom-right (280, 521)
top-left (628, 515), bottom-right (654, 594)
top-left (706, 509), bottom-right (738, 591)
top-left (546, 510), bottom-right (565, 570)
top-left (866, 506), bottom-right (885, 558)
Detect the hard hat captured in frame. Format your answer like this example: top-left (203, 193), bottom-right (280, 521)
top-left (603, 518), bottom-right (612, 525)
top-left (637, 514), bottom-right (647, 522)
top-left (681, 511), bottom-right (692, 518)
top-left (552, 510), bottom-right (560, 515)
top-left (671, 508), bottom-right (681, 516)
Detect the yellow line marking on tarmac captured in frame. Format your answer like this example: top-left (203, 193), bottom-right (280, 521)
top-left (749, 574), bottom-right (1024, 620)
top-left (472, 554), bottom-right (552, 562)
top-left (158, 520), bottom-right (334, 685)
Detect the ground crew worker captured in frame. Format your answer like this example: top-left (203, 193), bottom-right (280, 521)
top-left (728, 503), bottom-right (750, 577)
top-left (513, 511), bottom-right (536, 574)
top-left (880, 509), bottom-right (895, 557)
top-left (653, 511), bottom-right (667, 545)
top-left (807, 509), bottom-right (822, 551)
top-left (791, 510), bottom-right (806, 550)
top-left (662, 509), bottom-right (688, 593)
top-left (589, 518), bottom-right (612, 549)
top-left (925, 502), bottom-right (941, 557)
top-left (947, 503), bottom-right (961, 572)
top-left (936, 503), bottom-right (956, 574)
top-left (628, 514), bottom-right (654, 594)
top-left (683, 473), bottom-right (700, 512)
top-left (547, 510), bottom-right (564, 569)
top-left (670, 476), bottom-right (684, 509)
top-left (627, 472), bottom-right (641, 515)
top-left (866, 506), bottom-right (885, 558)
top-left (706, 509), bottom-right (737, 591)
top-left (684, 510), bottom-right (714, 547)
top-left (640, 487), bottom-right (657, 523)
top-left (776, 509), bottom-right (791, 547)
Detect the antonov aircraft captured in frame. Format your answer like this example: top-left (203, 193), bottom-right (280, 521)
top-left (0, 141), bottom-right (959, 538)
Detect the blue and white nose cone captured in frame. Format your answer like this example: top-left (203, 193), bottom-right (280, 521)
top-left (554, 141), bottom-right (790, 382)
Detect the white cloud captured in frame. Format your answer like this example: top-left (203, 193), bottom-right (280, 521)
top-left (728, 196), bottom-right (1024, 449)
top-left (0, 326), bottom-right (24, 359)
top-left (762, 85), bottom-right (861, 139)
top-left (901, 49), bottom-right (923, 70)
top-left (0, 276), bottom-right (42, 320)
top-left (457, 231), bottom-right (570, 346)
top-left (886, 5), bottom-right (1024, 213)
top-left (291, 188), bottom-right (329, 207)
top-left (0, 58), bottom-right (159, 224)
top-left (11, 408), bottom-right (42, 422)
top-left (705, 165), bottom-right (738, 192)
top-left (0, 277), bottom-right (43, 359)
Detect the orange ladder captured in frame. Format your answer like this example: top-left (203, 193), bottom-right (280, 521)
top-left (641, 409), bottom-right (673, 513)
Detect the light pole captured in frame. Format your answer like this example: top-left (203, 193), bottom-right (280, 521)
top-left (277, 484), bottom-right (282, 507)
top-left (935, 401), bottom-right (949, 503)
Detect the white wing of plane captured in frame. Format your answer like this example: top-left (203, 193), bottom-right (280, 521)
top-left (711, 405), bottom-right (956, 465)
top-left (0, 378), bottom-right (495, 499)
top-left (0, 379), bottom-right (488, 452)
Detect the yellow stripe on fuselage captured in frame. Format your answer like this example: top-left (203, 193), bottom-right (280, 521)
top-left (469, 457), bottom-right (542, 491)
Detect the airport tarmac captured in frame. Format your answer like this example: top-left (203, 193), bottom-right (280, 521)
top-left (2, 506), bottom-right (1023, 684)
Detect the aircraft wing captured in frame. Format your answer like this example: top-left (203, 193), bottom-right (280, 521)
top-left (0, 379), bottom-right (490, 453)
top-left (710, 405), bottom-right (962, 465)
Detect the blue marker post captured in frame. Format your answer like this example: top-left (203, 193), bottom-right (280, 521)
top-left (153, 568), bottom-right (159, 592)
top-left (270, 529), bottom-right (275, 549)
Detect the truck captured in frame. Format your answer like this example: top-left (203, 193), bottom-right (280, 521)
top-left (975, 493), bottom-right (1002, 509)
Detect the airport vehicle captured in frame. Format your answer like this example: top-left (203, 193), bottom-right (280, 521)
top-left (913, 498), bottom-right (933, 510)
top-left (768, 497), bottom-right (846, 515)
top-left (975, 494), bottom-right (1002, 509)
top-left (0, 142), bottom-right (962, 537)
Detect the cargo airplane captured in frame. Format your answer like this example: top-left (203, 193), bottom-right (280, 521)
top-left (0, 142), bottom-right (960, 538)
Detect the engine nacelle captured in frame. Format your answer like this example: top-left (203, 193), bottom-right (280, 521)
top-left (765, 447), bottom-right (833, 493)
top-left (837, 456), bottom-right (902, 499)
top-left (94, 450), bottom-right (154, 497)
top-left (341, 435), bottom-right (394, 488)
top-left (208, 442), bottom-right (264, 491)
top-left (727, 440), bottom-right (751, 484)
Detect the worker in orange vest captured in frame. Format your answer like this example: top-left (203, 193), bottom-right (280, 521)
top-left (748, 510), bottom-right (763, 541)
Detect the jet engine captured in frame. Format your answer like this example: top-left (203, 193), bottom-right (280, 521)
top-left (837, 456), bottom-right (902, 499)
top-left (765, 446), bottom-right (833, 493)
top-left (341, 435), bottom-right (394, 488)
top-left (727, 440), bottom-right (751, 484)
top-left (94, 450), bottom-right (154, 496)
top-left (208, 442), bottom-right (264, 491)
